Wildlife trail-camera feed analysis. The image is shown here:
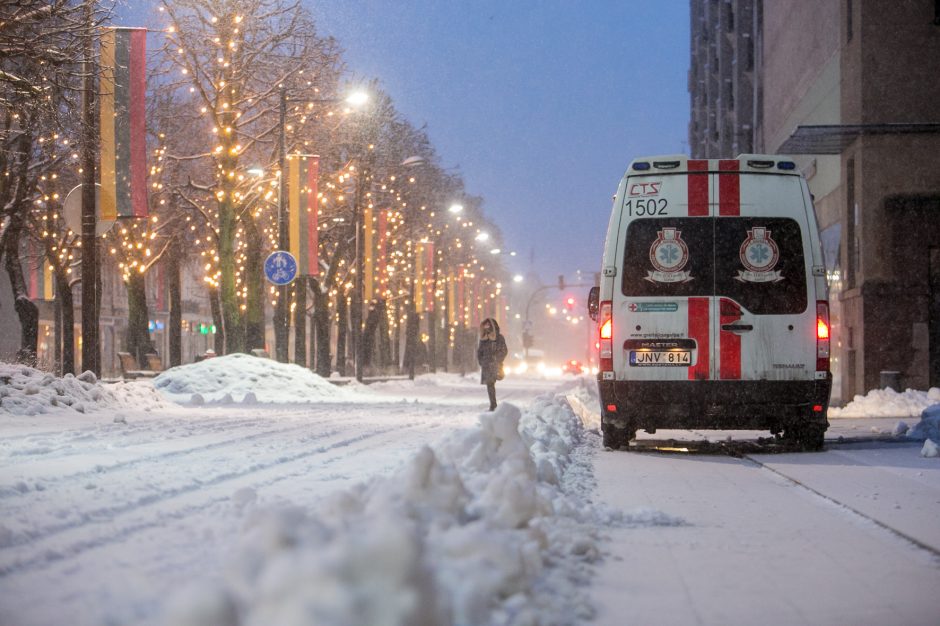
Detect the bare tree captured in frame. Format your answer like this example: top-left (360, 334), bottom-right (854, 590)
top-left (0, 0), bottom-right (107, 366)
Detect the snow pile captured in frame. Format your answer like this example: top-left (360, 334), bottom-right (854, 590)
top-left (164, 394), bottom-right (648, 626)
top-left (0, 361), bottom-right (168, 416)
top-left (908, 402), bottom-right (940, 447)
top-left (153, 354), bottom-right (359, 404)
top-left (828, 386), bottom-right (940, 418)
top-left (562, 376), bottom-right (602, 431)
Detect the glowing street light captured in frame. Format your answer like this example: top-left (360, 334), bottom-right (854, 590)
top-left (513, 274), bottom-right (524, 283)
top-left (345, 91), bottom-right (369, 107)
top-left (475, 232), bottom-right (489, 242)
top-left (448, 203), bottom-right (464, 214)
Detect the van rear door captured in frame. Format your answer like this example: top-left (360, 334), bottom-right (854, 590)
top-left (713, 166), bottom-right (816, 382)
top-left (616, 161), bottom-right (715, 382)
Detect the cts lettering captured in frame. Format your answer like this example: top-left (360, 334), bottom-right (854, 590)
top-left (629, 182), bottom-right (661, 197)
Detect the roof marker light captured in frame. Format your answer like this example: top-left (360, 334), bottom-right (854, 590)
top-left (777, 161), bottom-right (797, 170)
top-left (632, 162), bottom-right (651, 171)
top-left (653, 161), bottom-right (680, 169)
top-left (747, 160), bottom-right (775, 169)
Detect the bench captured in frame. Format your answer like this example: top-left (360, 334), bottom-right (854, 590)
top-left (117, 352), bottom-right (158, 380)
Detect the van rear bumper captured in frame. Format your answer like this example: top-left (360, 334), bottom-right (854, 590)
top-left (597, 376), bottom-right (832, 431)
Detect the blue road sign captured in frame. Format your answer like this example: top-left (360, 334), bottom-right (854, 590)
top-left (264, 250), bottom-right (298, 285)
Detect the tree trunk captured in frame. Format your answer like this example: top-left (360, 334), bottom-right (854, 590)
top-left (218, 198), bottom-right (244, 353)
top-left (362, 300), bottom-right (380, 370)
top-left (209, 284), bottom-right (224, 355)
top-left (427, 307), bottom-right (437, 373)
top-left (404, 307), bottom-right (419, 380)
top-left (293, 279), bottom-right (307, 366)
top-left (125, 271), bottom-right (154, 366)
top-left (336, 292), bottom-right (348, 375)
top-left (310, 278), bottom-right (331, 377)
top-left (393, 298), bottom-right (401, 372)
top-left (377, 299), bottom-right (391, 369)
top-left (336, 292), bottom-right (348, 376)
top-left (55, 272), bottom-right (75, 375)
top-left (244, 222), bottom-right (265, 351)
top-left (167, 242), bottom-right (182, 367)
top-left (2, 221), bottom-right (38, 366)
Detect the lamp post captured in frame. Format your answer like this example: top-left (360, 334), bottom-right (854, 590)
top-left (275, 85), bottom-right (369, 365)
top-left (274, 86), bottom-right (290, 362)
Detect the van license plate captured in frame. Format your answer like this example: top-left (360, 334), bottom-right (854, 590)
top-left (629, 351), bottom-right (691, 366)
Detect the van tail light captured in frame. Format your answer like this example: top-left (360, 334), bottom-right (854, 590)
top-left (816, 301), bottom-right (830, 372)
top-left (599, 300), bottom-right (613, 372)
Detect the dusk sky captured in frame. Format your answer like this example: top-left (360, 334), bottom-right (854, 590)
top-left (121, 1), bottom-right (691, 284)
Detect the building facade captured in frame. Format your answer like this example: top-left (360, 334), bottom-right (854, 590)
top-left (691, 0), bottom-right (940, 401)
top-left (688, 0), bottom-right (762, 158)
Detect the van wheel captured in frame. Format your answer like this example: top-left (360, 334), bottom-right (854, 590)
top-left (785, 424), bottom-right (826, 451)
top-left (602, 422), bottom-right (635, 450)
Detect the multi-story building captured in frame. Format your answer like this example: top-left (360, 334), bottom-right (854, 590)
top-left (689, 0), bottom-right (762, 159)
top-left (691, 0), bottom-right (940, 402)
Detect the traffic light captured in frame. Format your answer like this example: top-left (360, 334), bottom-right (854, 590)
top-left (565, 296), bottom-right (576, 308)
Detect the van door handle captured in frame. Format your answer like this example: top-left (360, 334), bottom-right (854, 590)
top-left (721, 324), bottom-right (753, 332)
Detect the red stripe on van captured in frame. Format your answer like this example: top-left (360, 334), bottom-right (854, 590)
top-left (718, 160), bottom-right (740, 216)
top-left (688, 297), bottom-right (710, 380)
top-left (719, 298), bottom-right (742, 380)
top-left (687, 160), bottom-right (709, 216)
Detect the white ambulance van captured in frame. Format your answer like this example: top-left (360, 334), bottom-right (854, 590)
top-left (588, 155), bottom-right (832, 450)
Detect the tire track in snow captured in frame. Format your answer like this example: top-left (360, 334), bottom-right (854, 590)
top-left (0, 419), bottom-right (428, 578)
top-left (0, 417), bottom-right (350, 500)
top-left (743, 453), bottom-right (940, 559)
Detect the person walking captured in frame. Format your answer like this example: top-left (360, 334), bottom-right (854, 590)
top-left (477, 318), bottom-right (508, 411)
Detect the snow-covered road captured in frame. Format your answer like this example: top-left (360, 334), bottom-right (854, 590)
top-left (1, 356), bottom-right (939, 626)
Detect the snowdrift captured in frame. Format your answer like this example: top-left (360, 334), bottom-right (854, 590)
top-left (0, 362), bottom-right (168, 416)
top-left (153, 353), bottom-right (359, 404)
top-left (828, 386), bottom-right (940, 418)
top-left (163, 395), bottom-right (677, 626)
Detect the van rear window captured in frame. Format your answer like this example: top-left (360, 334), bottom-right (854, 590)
top-left (622, 217), bottom-right (808, 314)
top-left (621, 218), bottom-right (714, 298)
top-left (715, 217), bottom-right (807, 314)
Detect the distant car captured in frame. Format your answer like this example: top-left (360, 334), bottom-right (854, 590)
top-left (562, 359), bottom-right (585, 375)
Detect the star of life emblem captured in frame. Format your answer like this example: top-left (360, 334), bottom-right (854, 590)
top-left (646, 227), bottom-right (693, 283)
top-left (736, 227), bottom-right (783, 283)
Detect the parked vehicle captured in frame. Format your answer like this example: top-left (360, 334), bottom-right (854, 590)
top-left (589, 155), bottom-right (832, 450)
top-left (562, 359), bottom-right (585, 375)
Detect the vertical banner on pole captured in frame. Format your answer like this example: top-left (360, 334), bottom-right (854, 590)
top-left (289, 155), bottom-right (319, 276)
top-left (100, 27), bottom-right (148, 220)
top-left (414, 243), bottom-right (424, 311)
top-left (377, 210), bottom-right (388, 297)
top-left (424, 242), bottom-right (434, 312)
top-left (363, 207), bottom-right (374, 301)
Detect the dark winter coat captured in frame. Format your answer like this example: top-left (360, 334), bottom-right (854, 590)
top-left (477, 318), bottom-right (508, 385)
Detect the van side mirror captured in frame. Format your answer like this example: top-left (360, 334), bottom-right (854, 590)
top-left (587, 286), bottom-right (599, 321)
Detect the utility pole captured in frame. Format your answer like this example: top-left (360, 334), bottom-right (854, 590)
top-left (80, 0), bottom-right (99, 376)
